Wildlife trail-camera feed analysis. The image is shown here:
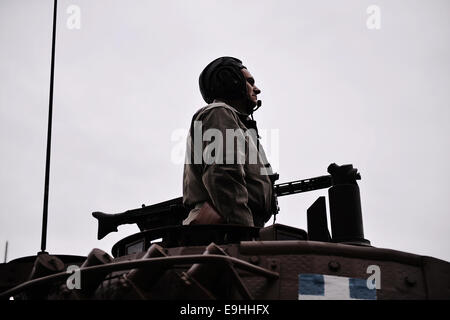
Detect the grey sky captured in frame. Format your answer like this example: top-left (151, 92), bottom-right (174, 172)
top-left (1, 0), bottom-right (449, 263)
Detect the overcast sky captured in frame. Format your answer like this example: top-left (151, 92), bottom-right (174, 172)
top-left (1, 0), bottom-right (449, 263)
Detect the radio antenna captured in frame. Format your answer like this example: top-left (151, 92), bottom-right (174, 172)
top-left (40, 0), bottom-right (58, 254)
top-left (3, 241), bottom-right (7, 263)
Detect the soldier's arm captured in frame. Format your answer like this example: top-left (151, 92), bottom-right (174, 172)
top-left (199, 107), bottom-right (254, 226)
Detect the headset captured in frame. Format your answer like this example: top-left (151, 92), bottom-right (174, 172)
top-left (199, 57), bottom-right (262, 114)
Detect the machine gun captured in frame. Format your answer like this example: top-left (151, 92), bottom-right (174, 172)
top-left (93, 163), bottom-right (361, 241)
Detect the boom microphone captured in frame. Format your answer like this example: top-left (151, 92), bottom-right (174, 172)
top-left (252, 100), bottom-right (262, 113)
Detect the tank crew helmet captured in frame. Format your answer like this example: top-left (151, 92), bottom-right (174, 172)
top-left (199, 56), bottom-right (248, 104)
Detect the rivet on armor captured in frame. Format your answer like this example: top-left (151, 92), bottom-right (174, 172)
top-left (250, 256), bottom-right (260, 265)
top-left (328, 261), bottom-right (340, 272)
top-left (404, 276), bottom-right (416, 287)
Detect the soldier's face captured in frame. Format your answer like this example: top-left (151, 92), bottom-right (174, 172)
top-left (241, 68), bottom-right (261, 106)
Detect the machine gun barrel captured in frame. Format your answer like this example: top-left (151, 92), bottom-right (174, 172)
top-left (92, 174), bottom-right (338, 240)
top-left (92, 197), bottom-right (186, 240)
top-left (274, 175), bottom-right (333, 197)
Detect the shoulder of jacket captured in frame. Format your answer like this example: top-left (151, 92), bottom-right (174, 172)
top-left (203, 102), bottom-right (240, 114)
top-left (193, 102), bottom-right (242, 121)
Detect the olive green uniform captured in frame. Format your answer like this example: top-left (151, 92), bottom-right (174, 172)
top-left (182, 101), bottom-right (273, 227)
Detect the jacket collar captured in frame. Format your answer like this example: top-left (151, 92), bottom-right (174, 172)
top-left (212, 99), bottom-right (249, 117)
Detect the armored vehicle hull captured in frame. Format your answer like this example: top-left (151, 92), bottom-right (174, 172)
top-left (1, 224), bottom-right (449, 300)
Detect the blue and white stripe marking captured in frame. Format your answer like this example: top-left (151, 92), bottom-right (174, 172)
top-left (298, 274), bottom-right (377, 300)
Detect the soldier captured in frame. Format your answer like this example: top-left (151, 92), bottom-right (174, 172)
top-left (183, 57), bottom-right (275, 227)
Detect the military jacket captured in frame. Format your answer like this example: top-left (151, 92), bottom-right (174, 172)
top-left (182, 101), bottom-right (273, 227)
